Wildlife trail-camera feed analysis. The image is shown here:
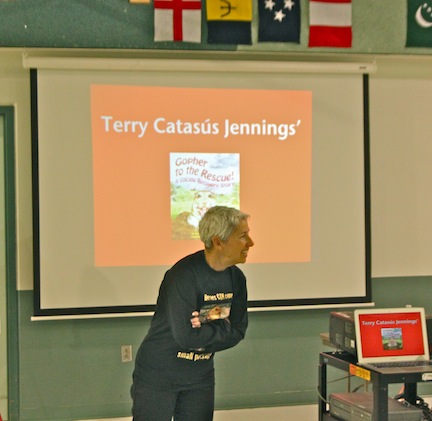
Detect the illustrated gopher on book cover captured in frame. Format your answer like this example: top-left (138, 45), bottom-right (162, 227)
top-left (170, 152), bottom-right (240, 240)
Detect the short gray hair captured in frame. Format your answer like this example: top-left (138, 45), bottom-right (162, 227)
top-left (199, 206), bottom-right (249, 249)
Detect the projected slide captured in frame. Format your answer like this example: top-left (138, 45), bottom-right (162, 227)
top-left (31, 61), bottom-right (370, 315)
top-left (90, 86), bottom-right (312, 267)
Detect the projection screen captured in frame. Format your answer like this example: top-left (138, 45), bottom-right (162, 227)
top-left (28, 57), bottom-right (373, 317)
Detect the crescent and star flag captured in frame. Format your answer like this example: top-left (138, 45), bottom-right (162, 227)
top-left (258, 0), bottom-right (300, 43)
top-left (206, 0), bottom-right (252, 44)
top-left (406, 0), bottom-right (432, 47)
top-left (308, 0), bottom-right (352, 48)
top-left (154, 0), bottom-right (202, 42)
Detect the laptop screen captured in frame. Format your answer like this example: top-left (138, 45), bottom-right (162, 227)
top-left (354, 307), bottom-right (430, 364)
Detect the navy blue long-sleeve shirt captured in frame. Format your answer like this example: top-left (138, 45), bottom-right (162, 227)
top-left (133, 250), bottom-right (248, 389)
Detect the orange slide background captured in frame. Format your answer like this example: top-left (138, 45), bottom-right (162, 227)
top-left (91, 85), bottom-right (312, 266)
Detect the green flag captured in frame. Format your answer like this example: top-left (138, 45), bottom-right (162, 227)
top-left (406, 0), bottom-right (432, 47)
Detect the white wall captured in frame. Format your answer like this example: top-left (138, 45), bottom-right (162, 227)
top-left (369, 55), bottom-right (432, 277)
top-left (0, 50), bottom-right (32, 291)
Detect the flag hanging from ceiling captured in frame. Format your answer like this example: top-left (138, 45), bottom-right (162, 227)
top-left (406, 0), bottom-right (432, 47)
top-left (206, 0), bottom-right (253, 44)
top-left (258, 0), bottom-right (300, 43)
top-left (154, 0), bottom-right (202, 42)
top-left (308, 0), bottom-right (352, 48)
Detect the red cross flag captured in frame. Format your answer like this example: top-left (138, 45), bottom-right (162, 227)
top-left (154, 0), bottom-right (202, 42)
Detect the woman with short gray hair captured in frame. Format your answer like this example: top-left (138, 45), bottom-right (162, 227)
top-left (131, 206), bottom-right (254, 421)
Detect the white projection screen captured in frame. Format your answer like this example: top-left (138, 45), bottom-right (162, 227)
top-left (28, 57), bottom-right (372, 317)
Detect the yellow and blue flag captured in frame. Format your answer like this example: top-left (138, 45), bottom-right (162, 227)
top-left (206, 0), bottom-right (252, 44)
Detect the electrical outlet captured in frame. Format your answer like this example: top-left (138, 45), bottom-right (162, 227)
top-left (121, 345), bottom-right (133, 362)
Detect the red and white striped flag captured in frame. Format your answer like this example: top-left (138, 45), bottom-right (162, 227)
top-left (154, 0), bottom-right (201, 42)
top-left (308, 0), bottom-right (352, 48)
